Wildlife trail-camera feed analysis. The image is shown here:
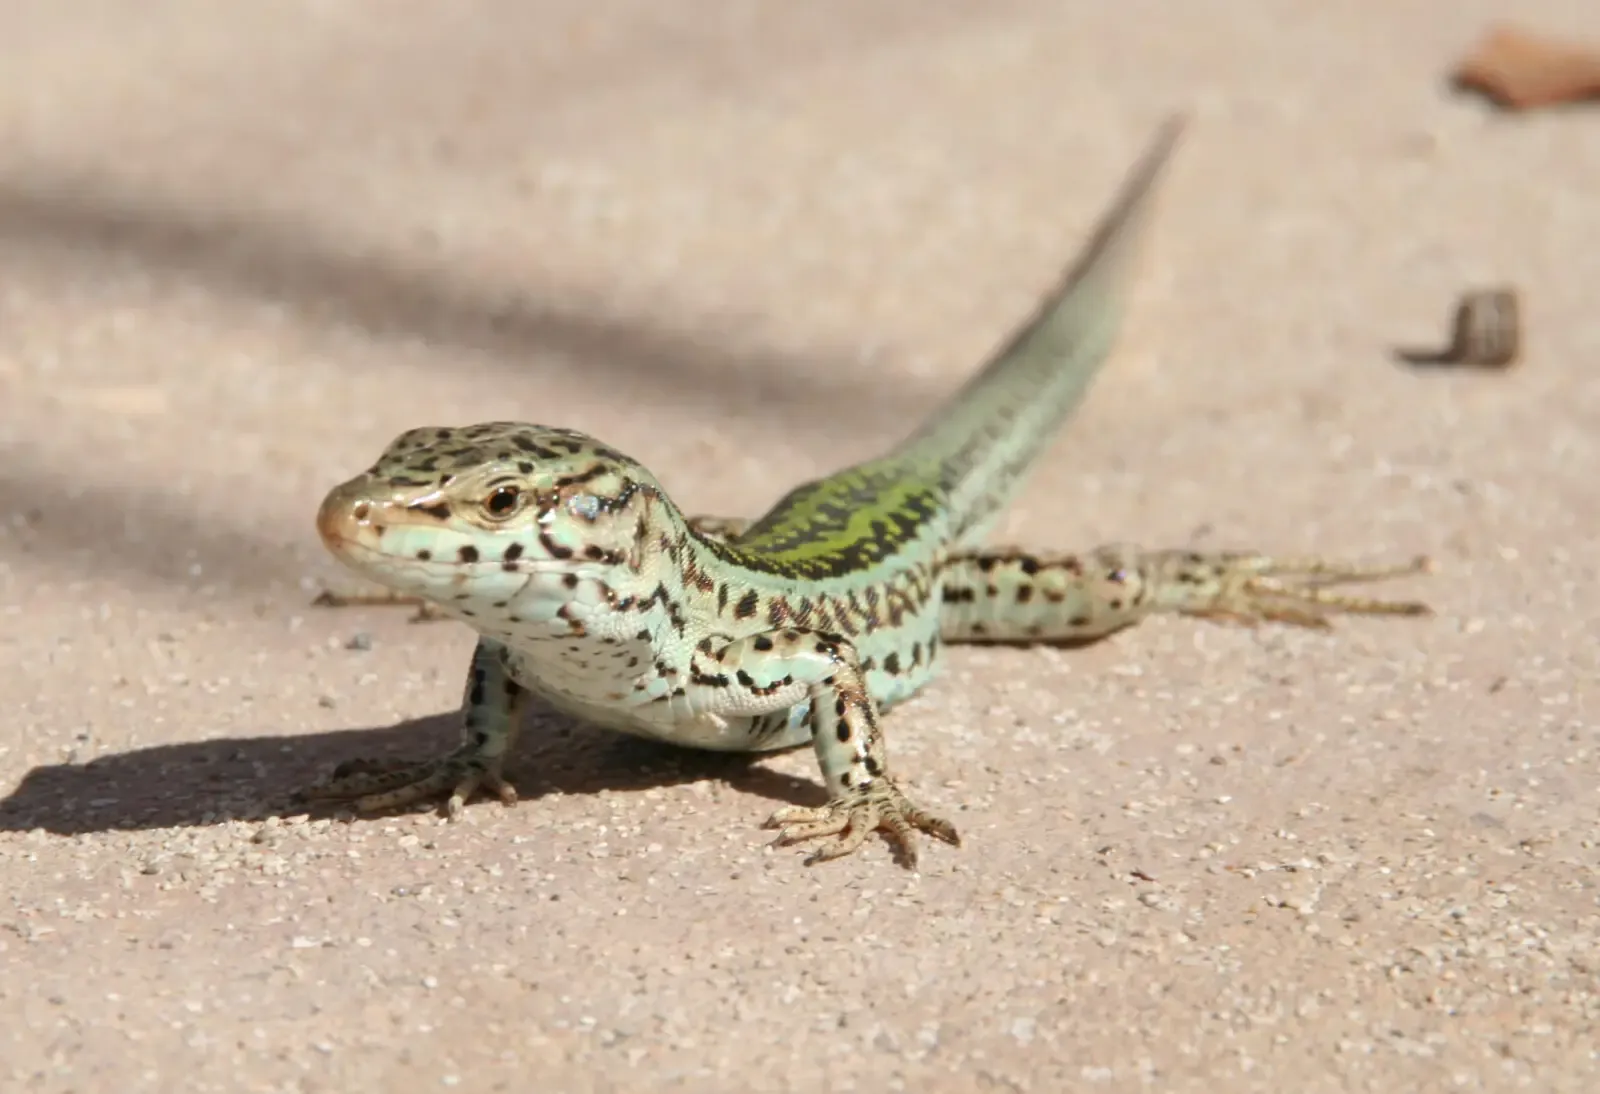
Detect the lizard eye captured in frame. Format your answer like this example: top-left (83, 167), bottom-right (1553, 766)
top-left (483, 486), bottom-right (523, 519)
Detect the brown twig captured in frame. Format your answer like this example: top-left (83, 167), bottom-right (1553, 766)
top-left (1396, 289), bottom-right (1522, 369)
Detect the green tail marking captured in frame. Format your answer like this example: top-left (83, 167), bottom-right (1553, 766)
top-left (726, 115), bottom-right (1187, 576)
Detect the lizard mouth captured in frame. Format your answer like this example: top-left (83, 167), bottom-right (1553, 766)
top-left (314, 480), bottom-right (458, 574)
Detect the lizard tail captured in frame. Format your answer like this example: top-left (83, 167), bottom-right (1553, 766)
top-left (901, 114), bottom-right (1187, 546)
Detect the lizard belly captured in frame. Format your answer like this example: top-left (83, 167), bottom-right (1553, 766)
top-left (533, 683), bottom-right (810, 752)
top-left (481, 570), bottom-right (946, 753)
top-left (498, 636), bottom-right (812, 752)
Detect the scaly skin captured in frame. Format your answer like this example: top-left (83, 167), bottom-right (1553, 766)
top-left (303, 117), bottom-right (1432, 868)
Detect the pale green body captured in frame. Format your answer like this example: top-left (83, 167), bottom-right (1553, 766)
top-left (308, 117), bottom-right (1429, 867)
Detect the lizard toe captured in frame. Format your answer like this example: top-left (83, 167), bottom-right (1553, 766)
top-left (766, 782), bottom-right (958, 869)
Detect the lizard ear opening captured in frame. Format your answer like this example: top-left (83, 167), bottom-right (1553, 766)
top-left (567, 493), bottom-right (603, 522)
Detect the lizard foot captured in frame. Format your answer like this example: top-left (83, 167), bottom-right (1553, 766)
top-left (764, 782), bottom-right (960, 869)
top-left (311, 586), bottom-right (446, 622)
top-left (296, 749), bottom-right (517, 818)
top-left (1184, 553), bottom-right (1435, 629)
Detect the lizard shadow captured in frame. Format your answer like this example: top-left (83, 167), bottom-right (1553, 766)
top-left (0, 711), bottom-right (824, 837)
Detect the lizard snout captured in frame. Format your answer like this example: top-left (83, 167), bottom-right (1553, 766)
top-left (316, 480), bottom-right (382, 552)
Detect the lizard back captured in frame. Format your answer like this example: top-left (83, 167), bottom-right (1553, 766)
top-left (732, 115), bottom-right (1185, 568)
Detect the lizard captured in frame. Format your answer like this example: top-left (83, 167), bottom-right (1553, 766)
top-left (303, 115), bottom-right (1432, 868)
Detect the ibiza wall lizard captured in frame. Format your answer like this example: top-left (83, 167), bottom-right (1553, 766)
top-left (304, 116), bottom-right (1431, 868)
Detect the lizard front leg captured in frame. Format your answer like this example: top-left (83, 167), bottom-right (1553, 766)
top-left (939, 544), bottom-right (1432, 642)
top-left (696, 630), bottom-right (959, 868)
top-left (298, 638), bottom-right (528, 816)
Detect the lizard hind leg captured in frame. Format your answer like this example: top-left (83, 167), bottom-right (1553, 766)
top-left (938, 545), bottom-right (1433, 642)
top-left (311, 586), bottom-right (446, 622)
top-left (684, 515), bottom-right (752, 544)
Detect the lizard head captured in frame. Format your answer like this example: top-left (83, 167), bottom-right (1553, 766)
top-left (316, 422), bottom-right (658, 614)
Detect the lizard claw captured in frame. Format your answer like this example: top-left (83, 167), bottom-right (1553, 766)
top-left (764, 782), bottom-right (960, 869)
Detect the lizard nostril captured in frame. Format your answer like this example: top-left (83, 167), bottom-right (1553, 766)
top-left (352, 502), bottom-right (371, 521)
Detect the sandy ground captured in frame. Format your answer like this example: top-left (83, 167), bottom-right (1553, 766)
top-left (2, 2), bottom-right (1597, 1091)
